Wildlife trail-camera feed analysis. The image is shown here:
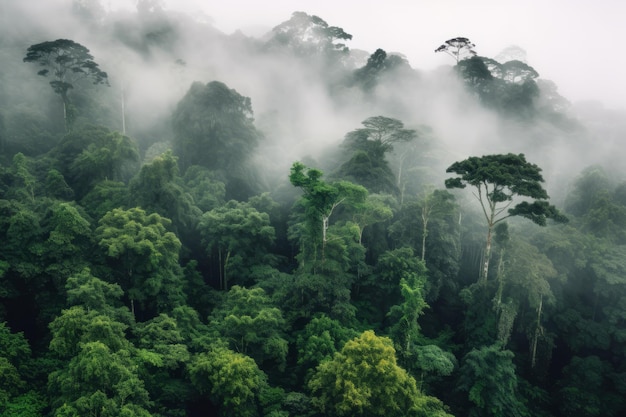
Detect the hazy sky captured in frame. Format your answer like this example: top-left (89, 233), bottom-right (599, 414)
top-left (106, 0), bottom-right (624, 110)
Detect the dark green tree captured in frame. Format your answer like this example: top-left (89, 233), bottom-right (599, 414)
top-left (23, 39), bottom-right (109, 131)
top-left (95, 207), bottom-right (184, 317)
top-left (352, 49), bottom-right (411, 91)
top-left (198, 200), bottom-right (275, 290)
top-left (295, 314), bottom-right (358, 377)
top-left (337, 116), bottom-right (417, 195)
top-left (172, 81), bottom-right (262, 198)
top-left (445, 153), bottom-right (566, 282)
top-left (129, 151), bottom-right (201, 237)
top-left (208, 286), bottom-right (288, 370)
top-left (457, 344), bottom-right (527, 417)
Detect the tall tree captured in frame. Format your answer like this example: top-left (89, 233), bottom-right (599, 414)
top-left (172, 81), bottom-right (262, 198)
top-left (23, 39), bottom-right (109, 131)
top-left (266, 11), bottom-right (352, 57)
top-left (337, 116), bottom-right (417, 194)
top-left (445, 153), bottom-right (566, 283)
top-left (289, 162), bottom-right (367, 269)
top-left (435, 37), bottom-right (477, 63)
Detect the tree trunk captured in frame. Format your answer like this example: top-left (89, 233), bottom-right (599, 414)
top-left (479, 225), bottom-right (493, 284)
top-left (494, 248), bottom-right (506, 306)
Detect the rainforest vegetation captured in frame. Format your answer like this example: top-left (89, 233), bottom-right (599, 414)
top-left (1, 1), bottom-right (626, 416)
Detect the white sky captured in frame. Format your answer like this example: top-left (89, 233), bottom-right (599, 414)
top-left (106, 0), bottom-right (626, 110)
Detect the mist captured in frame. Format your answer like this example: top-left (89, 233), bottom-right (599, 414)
top-left (2, 0), bottom-right (625, 203)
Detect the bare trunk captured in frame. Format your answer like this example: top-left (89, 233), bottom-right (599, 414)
top-left (479, 225), bottom-right (493, 284)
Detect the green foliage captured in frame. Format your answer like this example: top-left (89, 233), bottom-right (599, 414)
top-left (0, 322), bottom-right (31, 411)
top-left (130, 151), bottom-right (201, 236)
top-left (95, 207), bottom-right (184, 315)
top-left (188, 346), bottom-right (267, 417)
top-left (134, 314), bottom-right (191, 415)
top-left (172, 81), bottom-right (261, 198)
top-left (308, 330), bottom-right (451, 417)
top-left (435, 37), bottom-right (477, 63)
top-left (457, 344), bottom-right (527, 417)
top-left (353, 49), bottom-right (411, 91)
top-left (182, 165), bottom-right (226, 212)
top-left (23, 39), bottom-right (109, 131)
top-left (455, 56), bottom-right (540, 117)
top-left (336, 116), bottom-right (416, 194)
top-left (386, 255), bottom-right (429, 358)
top-left (296, 314), bottom-right (358, 373)
top-left (48, 341), bottom-right (151, 417)
top-left (208, 286), bottom-right (288, 370)
top-left (70, 130), bottom-right (139, 196)
top-left (198, 199), bottom-right (276, 289)
top-left (557, 355), bottom-right (622, 417)
top-left (289, 161), bottom-right (368, 270)
top-left (446, 153), bottom-right (566, 282)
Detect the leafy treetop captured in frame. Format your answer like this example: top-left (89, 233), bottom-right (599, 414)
top-left (435, 37), bottom-right (477, 63)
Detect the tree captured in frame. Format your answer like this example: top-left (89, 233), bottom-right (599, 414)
top-left (70, 129), bottom-right (139, 198)
top-left (208, 286), bottom-right (288, 370)
top-left (289, 162), bottom-right (367, 269)
top-left (23, 39), bottom-right (109, 131)
top-left (267, 11), bottom-right (352, 57)
top-left (134, 314), bottom-right (191, 416)
top-left (198, 200), bottom-right (275, 290)
top-left (352, 49), bottom-right (411, 91)
top-left (0, 322), bottom-right (35, 415)
top-left (435, 37), bottom-right (477, 63)
top-left (295, 314), bottom-right (358, 375)
top-left (188, 346), bottom-right (267, 417)
top-left (337, 116), bottom-right (417, 194)
top-left (129, 151), bottom-right (201, 237)
top-left (172, 81), bottom-right (262, 198)
top-left (457, 344), bottom-right (527, 417)
top-left (48, 341), bottom-right (151, 417)
top-left (308, 330), bottom-right (451, 417)
top-left (445, 153), bottom-right (566, 283)
top-left (386, 255), bottom-right (429, 357)
top-left (95, 207), bottom-right (184, 317)
top-left (417, 188), bottom-right (457, 262)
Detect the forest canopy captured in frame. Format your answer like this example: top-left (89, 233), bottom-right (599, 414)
top-left (1, 2), bottom-right (625, 417)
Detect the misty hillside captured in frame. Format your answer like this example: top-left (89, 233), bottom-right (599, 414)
top-left (1, 1), bottom-right (625, 417)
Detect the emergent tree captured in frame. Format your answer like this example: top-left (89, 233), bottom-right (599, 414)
top-left (445, 153), bottom-right (566, 283)
top-left (435, 37), bottom-right (477, 63)
top-left (23, 39), bottom-right (109, 131)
